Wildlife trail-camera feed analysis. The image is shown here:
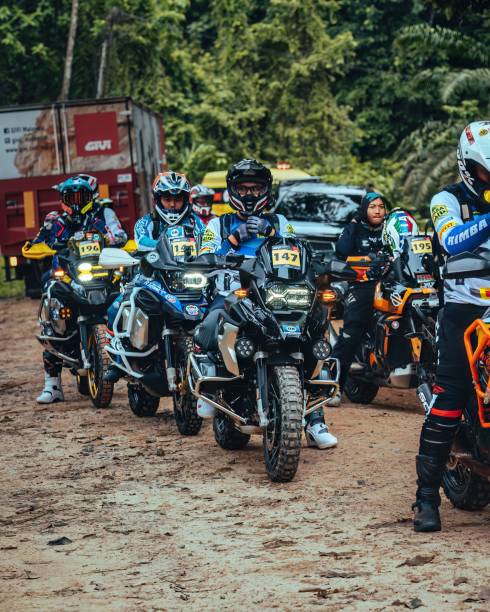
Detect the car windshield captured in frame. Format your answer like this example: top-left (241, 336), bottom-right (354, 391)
top-left (277, 186), bottom-right (360, 223)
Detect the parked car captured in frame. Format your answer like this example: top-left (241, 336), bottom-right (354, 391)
top-left (274, 180), bottom-right (366, 259)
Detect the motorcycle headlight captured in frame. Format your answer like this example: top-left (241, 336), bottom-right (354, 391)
top-left (182, 272), bottom-right (208, 289)
top-left (265, 283), bottom-right (313, 310)
top-left (78, 262), bottom-right (93, 282)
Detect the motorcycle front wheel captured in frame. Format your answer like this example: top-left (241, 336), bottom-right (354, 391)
top-left (87, 324), bottom-right (114, 408)
top-left (173, 337), bottom-right (202, 435)
top-left (128, 383), bottom-right (160, 417)
top-left (263, 365), bottom-right (303, 483)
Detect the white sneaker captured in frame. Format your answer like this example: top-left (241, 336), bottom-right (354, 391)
top-left (36, 374), bottom-right (64, 404)
top-left (305, 421), bottom-right (338, 449)
top-left (197, 398), bottom-right (216, 418)
top-left (326, 390), bottom-right (341, 407)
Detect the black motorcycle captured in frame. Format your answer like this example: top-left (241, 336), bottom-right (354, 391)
top-left (186, 236), bottom-right (340, 482)
top-left (23, 232), bottom-right (123, 408)
top-left (100, 231), bottom-right (207, 433)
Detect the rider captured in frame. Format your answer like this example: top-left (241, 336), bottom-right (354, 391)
top-left (413, 121), bottom-right (490, 532)
top-left (35, 174), bottom-right (127, 403)
top-left (190, 184), bottom-right (215, 225)
top-left (196, 158), bottom-right (337, 449)
top-left (329, 191), bottom-right (388, 406)
top-left (104, 170), bottom-right (206, 382)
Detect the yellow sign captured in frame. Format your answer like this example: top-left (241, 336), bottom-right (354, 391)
top-left (411, 238), bottom-right (432, 254)
top-left (271, 246), bottom-right (301, 268)
top-left (171, 240), bottom-right (197, 257)
top-left (79, 241), bottom-right (101, 257)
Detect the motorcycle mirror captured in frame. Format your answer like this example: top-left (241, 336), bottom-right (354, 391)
top-left (99, 247), bottom-right (140, 269)
top-left (321, 258), bottom-right (358, 281)
top-left (443, 250), bottom-right (490, 279)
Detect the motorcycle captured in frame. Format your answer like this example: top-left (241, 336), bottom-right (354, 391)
top-left (186, 236), bottom-right (341, 483)
top-left (438, 250), bottom-right (490, 509)
top-left (99, 230), bottom-right (207, 432)
top-left (22, 234), bottom-right (135, 408)
top-left (330, 233), bottom-right (439, 404)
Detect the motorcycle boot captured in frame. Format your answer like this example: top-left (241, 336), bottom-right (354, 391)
top-left (305, 410), bottom-right (337, 449)
top-left (36, 372), bottom-right (64, 404)
top-left (412, 454), bottom-right (443, 532)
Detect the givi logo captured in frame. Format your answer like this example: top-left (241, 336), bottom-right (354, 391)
top-left (74, 112), bottom-right (119, 157)
top-left (85, 139), bottom-right (112, 152)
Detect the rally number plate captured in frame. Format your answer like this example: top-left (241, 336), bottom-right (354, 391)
top-left (271, 246), bottom-right (301, 268)
top-left (79, 241), bottom-right (101, 257)
top-left (411, 237), bottom-right (432, 254)
top-left (171, 239), bottom-right (197, 258)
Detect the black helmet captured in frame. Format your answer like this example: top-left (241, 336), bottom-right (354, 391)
top-left (226, 159), bottom-right (273, 216)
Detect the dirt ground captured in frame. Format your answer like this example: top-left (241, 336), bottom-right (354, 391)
top-left (1, 297), bottom-right (489, 611)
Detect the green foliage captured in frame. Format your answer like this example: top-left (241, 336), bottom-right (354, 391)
top-left (2, 1), bottom-right (490, 213)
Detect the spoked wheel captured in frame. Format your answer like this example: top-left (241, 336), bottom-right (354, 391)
top-left (442, 460), bottom-right (490, 511)
top-left (76, 374), bottom-right (90, 397)
top-left (213, 413), bottom-right (250, 450)
top-left (128, 383), bottom-right (160, 417)
top-left (263, 365), bottom-right (303, 483)
top-left (173, 337), bottom-right (202, 435)
top-left (344, 376), bottom-right (379, 405)
top-left (87, 324), bottom-right (114, 408)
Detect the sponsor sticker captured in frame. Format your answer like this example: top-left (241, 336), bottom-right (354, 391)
top-left (79, 241), bottom-right (101, 257)
top-left (167, 226), bottom-right (184, 238)
top-left (411, 237), bottom-right (432, 254)
top-left (202, 228), bottom-right (215, 243)
top-left (438, 220), bottom-right (457, 239)
top-left (480, 288), bottom-right (490, 299)
top-left (166, 295), bottom-right (177, 303)
top-left (431, 204), bottom-right (449, 223)
top-left (147, 252), bottom-right (159, 263)
top-left (185, 304), bottom-right (200, 316)
top-left (465, 125), bottom-right (475, 145)
top-left (271, 245), bottom-right (301, 268)
top-left (281, 324), bottom-right (301, 334)
top-left (480, 128), bottom-right (489, 137)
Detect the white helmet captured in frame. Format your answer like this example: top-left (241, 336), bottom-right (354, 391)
top-left (457, 121), bottom-right (490, 203)
top-left (382, 208), bottom-right (419, 254)
top-left (190, 184), bottom-right (214, 217)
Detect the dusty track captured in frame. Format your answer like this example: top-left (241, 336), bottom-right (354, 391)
top-left (1, 298), bottom-right (489, 611)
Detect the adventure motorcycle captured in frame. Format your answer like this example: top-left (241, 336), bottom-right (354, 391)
top-left (22, 234), bottom-right (134, 408)
top-left (437, 250), bottom-right (490, 509)
top-left (99, 231), bottom-right (207, 432)
top-left (330, 233), bottom-right (439, 404)
top-left (186, 236), bottom-right (341, 483)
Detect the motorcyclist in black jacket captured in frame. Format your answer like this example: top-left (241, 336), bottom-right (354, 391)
top-left (329, 192), bottom-right (388, 406)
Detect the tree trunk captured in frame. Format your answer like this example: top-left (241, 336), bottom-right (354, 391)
top-left (59, 0), bottom-right (79, 100)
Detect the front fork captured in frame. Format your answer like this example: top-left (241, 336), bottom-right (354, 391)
top-left (78, 317), bottom-right (92, 370)
top-left (255, 352), bottom-right (269, 427)
top-left (163, 327), bottom-right (177, 391)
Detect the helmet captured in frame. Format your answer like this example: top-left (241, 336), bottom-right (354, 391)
top-left (190, 184), bottom-right (215, 217)
top-left (457, 121), bottom-right (490, 203)
top-left (152, 171), bottom-right (191, 225)
top-left (74, 174), bottom-right (98, 197)
top-left (382, 208), bottom-right (419, 254)
top-left (226, 159), bottom-right (273, 216)
top-left (42, 210), bottom-right (60, 230)
top-left (55, 175), bottom-right (97, 221)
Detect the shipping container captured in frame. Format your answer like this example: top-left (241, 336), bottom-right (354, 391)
top-left (0, 97), bottom-right (166, 295)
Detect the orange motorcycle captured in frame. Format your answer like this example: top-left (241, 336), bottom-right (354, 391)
top-left (440, 252), bottom-right (490, 509)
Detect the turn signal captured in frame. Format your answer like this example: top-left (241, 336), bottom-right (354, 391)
top-left (320, 289), bottom-right (337, 303)
top-left (234, 288), bottom-right (248, 299)
top-left (54, 269), bottom-right (65, 278)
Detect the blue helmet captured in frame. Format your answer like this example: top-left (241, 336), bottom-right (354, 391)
top-left (56, 175), bottom-right (98, 220)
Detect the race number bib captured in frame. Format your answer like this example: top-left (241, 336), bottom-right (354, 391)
top-left (271, 245), bottom-right (301, 268)
top-left (79, 241), bottom-right (101, 257)
top-left (171, 239), bottom-right (197, 258)
top-left (411, 237), bottom-right (432, 254)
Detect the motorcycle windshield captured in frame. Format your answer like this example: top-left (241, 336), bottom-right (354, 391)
top-left (259, 237), bottom-right (309, 281)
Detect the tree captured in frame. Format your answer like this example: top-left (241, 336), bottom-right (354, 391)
top-left (59, 0), bottom-right (79, 99)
